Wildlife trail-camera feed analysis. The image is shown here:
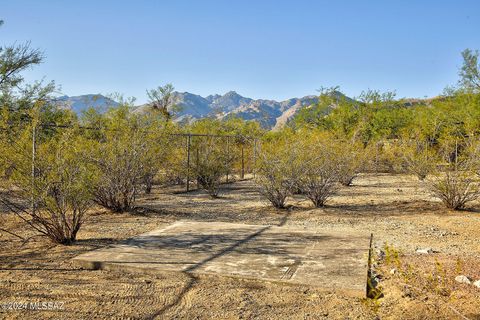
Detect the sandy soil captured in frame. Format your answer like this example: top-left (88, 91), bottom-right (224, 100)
top-left (0, 173), bottom-right (479, 319)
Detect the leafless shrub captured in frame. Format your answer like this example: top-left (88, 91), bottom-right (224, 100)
top-left (428, 170), bottom-right (480, 210)
top-left (426, 136), bottom-right (480, 210)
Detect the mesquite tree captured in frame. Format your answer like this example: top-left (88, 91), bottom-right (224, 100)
top-left (193, 137), bottom-right (233, 198)
top-left (296, 134), bottom-right (340, 207)
top-left (0, 121), bottom-right (96, 244)
top-left (86, 105), bottom-right (152, 212)
top-left (255, 136), bottom-right (303, 209)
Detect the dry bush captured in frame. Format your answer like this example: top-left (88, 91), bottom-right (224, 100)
top-left (367, 141), bottom-right (403, 174)
top-left (89, 108), bottom-right (151, 212)
top-left (0, 126), bottom-right (96, 244)
top-left (162, 136), bottom-right (189, 186)
top-left (92, 145), bottom-right (144, 212)
top-left (296, 134), bottom-right (339, 207)
top-left (255, 137), bottom-right (303, 209)
top-left (426, 136), bottom-right (480, 210)
top-left (397, 140), bottom-right (437, 180)
top-left (193, 138), bottom-right (233, 198)
top-left (428, 169), bottom-right (480, 210)
top-left (140, 124), bottom-right (171, 194)
top-left (333, 139), bottom-right (367, 186)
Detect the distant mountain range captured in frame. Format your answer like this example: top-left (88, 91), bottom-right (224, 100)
top-left (55, 91), bottom-right (329, 129)
top-left (54, 94), bottom-right (119, 114)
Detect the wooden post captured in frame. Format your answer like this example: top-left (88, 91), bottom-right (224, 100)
top-left (186, 134), bottom-right (191, 192)
top-left (366, 233), bottom-right (374, 298)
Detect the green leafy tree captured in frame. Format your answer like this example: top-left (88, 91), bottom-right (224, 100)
top-left (459, 49), bottom-right (480, 92)
top-left (85, 102), bottom-right (152, 212)
top-left (0, 118), bottom-right (96, 244)
top-left (146, 83), bottom-right (181, 122)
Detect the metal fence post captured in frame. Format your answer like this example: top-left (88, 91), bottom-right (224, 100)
top-left (241, 144), bottom-right (245, 180)
top-left (186, 133), bottom-right (191, 192)
top-left (31, 123), bottom-right (36, 216)
top-left (226, 136), bottom-right (229, 183)
top-left (252, 139), bottom-right (257, 178)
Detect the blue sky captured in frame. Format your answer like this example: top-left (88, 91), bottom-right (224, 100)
top-left (1, 0), bottom-right (479, 103)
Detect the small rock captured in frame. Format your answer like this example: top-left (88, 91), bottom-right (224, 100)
top-left (473, 280), bottom-right (480, 288)
top-left (402, 285), bottom-right (413, 298)
top-left (390, 268), bottom-right (396, 275)
top-left (144, 279), bottom-right (152, 284)
top-left (376, 249), bottom-right (386, 259)
top-left (416, 248), bottom-right (433, 254)
top-left (455, 275), bottom-right (472, 284)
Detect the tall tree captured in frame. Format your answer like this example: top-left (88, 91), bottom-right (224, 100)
top-left (146, 83), bottom-right (180, 121)
top-left (459, 49), bottom-right (480, 92)
top-left (0, 20), bottom-right (56, 122)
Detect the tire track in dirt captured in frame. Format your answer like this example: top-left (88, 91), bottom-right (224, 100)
top-left (146, 273), bottom-right (198, 319)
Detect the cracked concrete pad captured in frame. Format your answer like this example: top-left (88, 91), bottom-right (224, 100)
top-left (73, 221), bottom-right (370, 295)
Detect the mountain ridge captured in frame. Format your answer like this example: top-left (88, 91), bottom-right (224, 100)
top-left (55, 91), bottom-right (329, 129)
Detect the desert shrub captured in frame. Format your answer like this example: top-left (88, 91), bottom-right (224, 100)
top-left (398, 140), bottom-right (437, 180)
top-left (187, 117), bottom-right (264, 180)
top-left (333, 139), bottom-right (367, 186)
top-left (255, 136), bottom-right (302, 208)
top-left (139, 113), bottom-right (173, 194)
top-left (193, 138), bottom-right (233, 197)
top-left (295, 134), bottom-right (339, 207)
top-left (87, 106), bottom-right (151, 212)
top-left (374, 140), bottom-right (406, 173)
top-left (0, 123), bottom-right (96, 244)
top-left (428, 169), bottom-right (480, 210)
top-left (426, 137), bottom-right (480, 210)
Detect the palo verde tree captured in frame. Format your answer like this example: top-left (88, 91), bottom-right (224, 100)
top-left (146, 83), bottom-right (181, 122)
top-left (255, 130), bottom-right (303, 209)
top-left (193, 136), bottom-right (233, 198)
top-left (138, 106), bottom-right (176, 193)
top-left (83, 101), bottom-right (153, 212)
top-left (0, 21), bottom-right (92, 245)
top-left (459, 49), bottom-right (480, 92)
top-left (295, 131), bottom-right (340, 207)
top-left (426, 136), bottom-right (480, 210)
top-left (0, 108), bottom-right (96, 244)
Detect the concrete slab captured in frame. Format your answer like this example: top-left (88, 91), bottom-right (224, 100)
top-left (73, 221), bottom-right (370, 295)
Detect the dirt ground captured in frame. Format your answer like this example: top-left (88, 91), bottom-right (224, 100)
top-left (0, 173), bottom-right (479, 319)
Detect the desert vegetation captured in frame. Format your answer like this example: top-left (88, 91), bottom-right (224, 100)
top-left (2, 35), bottom-right (480, 243)
top-left (1, 16), bottom-right (480, 320)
